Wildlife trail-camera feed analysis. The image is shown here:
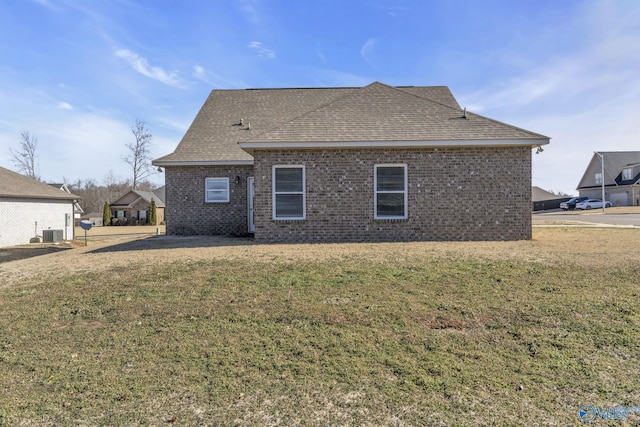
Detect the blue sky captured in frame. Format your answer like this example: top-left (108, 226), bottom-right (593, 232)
top-left (1, 0), bottom-right (639, 195)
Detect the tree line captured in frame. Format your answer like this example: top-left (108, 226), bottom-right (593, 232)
top-left (9, 119), bottom-right (159, 213)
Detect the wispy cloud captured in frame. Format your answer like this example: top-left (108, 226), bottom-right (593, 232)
top-left (248, 41), bottom-right (276, 59)
top-left (237, 0), bottom-right (261, 24)
top-left (193, 64), bottom-right (247, 88)
top-left (457, 1), bottom-right (640, 196)
top-left (192, 64), bottom-right (224, 88)
top-left (360, 38), bottom-right (379, 69)
top-left (193, 65), bottom-right (208, 80)
top-left (378, 3), bottom-right (411, 18)
top-left (115, 48), bottom-right (183, 87)
top-left (57, 102), bottom-right (73, 110)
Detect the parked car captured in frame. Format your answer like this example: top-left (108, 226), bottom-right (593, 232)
top-left (575, 199), bottom-right (612, 210)
top-left (560, 197), bottom-right (589, 210)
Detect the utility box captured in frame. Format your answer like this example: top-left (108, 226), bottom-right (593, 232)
top-left (43, 229), bottom-right (64, 243)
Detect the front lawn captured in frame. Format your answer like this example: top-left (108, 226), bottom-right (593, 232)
top-left (1, 229), bottom-right (639, 425)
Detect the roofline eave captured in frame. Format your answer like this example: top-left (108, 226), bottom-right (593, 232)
top-left (0, 194), bottom-right (80, 201)
top-left (238, 138), bottom-right (550, 153)
top-left (152, 160), bottom-right (254, 167)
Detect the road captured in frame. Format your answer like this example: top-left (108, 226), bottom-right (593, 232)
top-left (533, 210), bottom-right (640, 227)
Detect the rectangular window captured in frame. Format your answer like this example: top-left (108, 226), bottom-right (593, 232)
top-left (205, 177), bottom-right (230, 202)
top-left (375, 164), bottom-right (407, 219)
top-left (595, 172), bottom-right (602, 185)
top-left (273, 166), bottom-right (305, 220)
top-left (623, 168), bottom-right (633, 180)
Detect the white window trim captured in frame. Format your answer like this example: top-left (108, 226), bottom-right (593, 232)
top-left (205, 177), bottom-right (230, 203)
top-left (374, 164), bottom-right (408, 220)
top-left (595, 172), bottom-right (603, 185)
top-left (623, 168), bottom-right (633, 180)
top-left (272, 165), bottom-right (306, 220)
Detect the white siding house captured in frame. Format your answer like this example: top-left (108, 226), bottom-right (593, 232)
top-left (0, 166), bottom-right (80, 247)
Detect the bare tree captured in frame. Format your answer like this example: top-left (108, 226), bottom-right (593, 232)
top-left (104, 170), bottom-right (131, 203)
top-left (123, 119), bottom-right (154, 190)
top-left (11, 130), bottom-right (40, 180)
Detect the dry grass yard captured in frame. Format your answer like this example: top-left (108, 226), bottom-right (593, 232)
top-left (0, 226), bottom-right (639, 425)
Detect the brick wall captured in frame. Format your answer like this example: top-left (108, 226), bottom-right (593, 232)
top-left (252, 147), bottom-right (532, 242)
top-left (165, 165), bottom-right (253, 235)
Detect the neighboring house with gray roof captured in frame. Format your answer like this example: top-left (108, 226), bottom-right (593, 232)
top-left (532, 186), bottom-right (570, 211)
top-left (577, 152), bottom-right (640, 206)
top-left (109, 187), bottom-right (165, 225)
top-left (153, 82), bottom-right (550, 242)
top-left (0, 166), bottom-right (80, 247)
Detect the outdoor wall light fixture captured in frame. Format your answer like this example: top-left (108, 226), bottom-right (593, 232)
top-left (235, 176), bottom-right (241, 185)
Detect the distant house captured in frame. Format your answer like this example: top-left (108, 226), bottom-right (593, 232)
top-left (532, 186), bottom-right (569, 211)
top-left (48, 183), bottom-right (84, 219)
top-left (577, 152), bottom-right (640, 206)
top-left (80, 212), bottom-right (104, 227)
top-left (0, 166), bottom-right (80, 247)
top-left (109, 187), bottom-right (165, 225)
top-left (153, 82), bottom-right (550, 242)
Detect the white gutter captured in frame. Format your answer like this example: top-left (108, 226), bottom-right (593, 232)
top-left (152, 160), bottom-right (254, 167)
top-left (239, 138), bottom-right (550, 151)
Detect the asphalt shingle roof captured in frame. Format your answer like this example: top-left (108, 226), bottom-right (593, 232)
top-left (0, 166), bottom-right (80, 200)
top-left (154, 82), bottom-right (549, 164)
top-left (110, 189), bottom-right (166, 208)
top-left (577, 151), bottom-right (640, 189)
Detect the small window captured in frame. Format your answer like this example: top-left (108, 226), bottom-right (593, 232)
top-left (273, 166), bottom-right (305, 220)
top-left (623, 168), bottom-right (633, 180)
top-left (205, 178), bottom-right (229, 202)
top-left (375, 164), bottom-right (407, 219)
top-left (595, 172), bottom-right (602, 185)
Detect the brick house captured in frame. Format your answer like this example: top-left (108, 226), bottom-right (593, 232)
top-left (153, 82), bottom-right (549, 242)
top-left (109, 187), bottom-right (165, 225)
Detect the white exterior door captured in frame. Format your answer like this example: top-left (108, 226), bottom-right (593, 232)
top-left (247, 177), bottom-right (255, 233)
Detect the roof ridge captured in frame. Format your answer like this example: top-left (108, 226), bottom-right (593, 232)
top-left (239, 85), bottom-right (363, 142)
top-left (386, 84), bottom-right (463, 111)
top-left (243, 82), bottom-right (461, 143)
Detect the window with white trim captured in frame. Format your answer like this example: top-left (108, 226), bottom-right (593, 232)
top-left (205, 177), bottom-right (229, 202)
top-left (273, 166), bottom-right (305, 220)
top-left (595, 172), bottom-right (602, 185)
top-left (375, 164), bottom-right (407, 219)
top-left (623, 168), bottom-right (633, 180)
